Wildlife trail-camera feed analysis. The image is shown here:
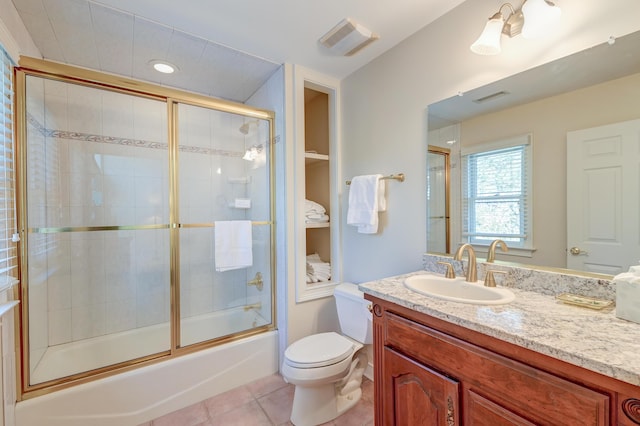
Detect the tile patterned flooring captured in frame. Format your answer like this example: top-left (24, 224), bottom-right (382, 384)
top-left (140, 373), bottom-right (374, 426)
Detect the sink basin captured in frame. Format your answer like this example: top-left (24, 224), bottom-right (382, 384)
top-left (404, 274), bottom-right (515, 305)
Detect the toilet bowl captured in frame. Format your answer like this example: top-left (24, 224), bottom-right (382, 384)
top-left (282, 283), bottom-right (372, 426)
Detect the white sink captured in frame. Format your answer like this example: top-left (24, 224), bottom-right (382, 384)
top-left (404, 274), bottom-right (515, 305)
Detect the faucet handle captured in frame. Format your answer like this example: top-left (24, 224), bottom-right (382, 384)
top-left (484, 270), bottom-right (507, 287)
top-left (437, 261), bottom-right (456, 279)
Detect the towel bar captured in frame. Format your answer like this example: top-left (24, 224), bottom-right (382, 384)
top-left (346, 173), bottom-right (405, 185)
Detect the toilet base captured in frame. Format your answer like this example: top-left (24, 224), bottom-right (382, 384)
top-left (290, 382), bottom-right (362, 426)
top-left (289, 350), bottom-right (368, 426)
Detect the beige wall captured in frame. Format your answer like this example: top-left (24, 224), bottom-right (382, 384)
top-left (341, 0), bottom-right (640, 283)
top-left (460, 72), bottom-right (640, 268)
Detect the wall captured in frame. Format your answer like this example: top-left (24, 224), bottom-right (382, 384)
top-left (341, 0), bottom-right (640, 284)
top-left (244, 65), bottom-right (292, 362)
top-left (459, 72), bottom-right (640, 268)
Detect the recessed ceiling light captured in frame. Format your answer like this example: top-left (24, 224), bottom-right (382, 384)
top-left (149, 60), bottom-right (178, 74)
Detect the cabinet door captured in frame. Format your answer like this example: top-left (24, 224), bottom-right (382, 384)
top-left (465, 389), bottom-right (537, 426)
top-left (383, 347), bottom-right (460, 426)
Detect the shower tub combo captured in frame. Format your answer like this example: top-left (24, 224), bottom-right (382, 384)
top-left (14, 58), bottom-right (278, 424)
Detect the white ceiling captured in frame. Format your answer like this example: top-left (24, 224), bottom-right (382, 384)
top-left (428, 29), bottom-right (640, 129)
top-left (11, 0), bottom-right (466, 102)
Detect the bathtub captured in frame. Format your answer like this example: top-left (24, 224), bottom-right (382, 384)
top-left (16, 308), bottom-right (279, 426)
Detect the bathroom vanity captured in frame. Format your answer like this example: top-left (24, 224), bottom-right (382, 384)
top-left (360, 271), bottom-right (640, 425)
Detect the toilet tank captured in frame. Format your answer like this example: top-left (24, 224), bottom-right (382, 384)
top-left (334, 283), bottom-right (373, 344)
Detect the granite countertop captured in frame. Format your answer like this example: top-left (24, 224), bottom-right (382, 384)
top-left (359, 271), bottom-right (640, 387)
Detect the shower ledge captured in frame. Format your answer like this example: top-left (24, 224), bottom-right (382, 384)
top-left (0, 300), bottom-right (18, 318)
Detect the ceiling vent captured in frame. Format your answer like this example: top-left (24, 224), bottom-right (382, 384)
top-left (319, 18), bottom-right (379, 56)
top-left (473, 91), bottom-right (510, 104)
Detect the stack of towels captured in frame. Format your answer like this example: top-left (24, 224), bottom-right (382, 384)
top-left (306, 253), bottom-right (331, 283)
top-left (305, 199), bottom-right (329, 224)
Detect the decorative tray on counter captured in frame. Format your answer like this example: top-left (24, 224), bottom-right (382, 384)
top-left (555, 293), bottom-right (614, 310)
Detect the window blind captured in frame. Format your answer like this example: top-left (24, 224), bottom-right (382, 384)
top-left (462, 141), bottom-right (531, 248)
top-left (0, 47), bottom-right (17, 277)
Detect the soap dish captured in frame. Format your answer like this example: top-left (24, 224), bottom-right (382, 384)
top-left (555, 293), bottom-right (614, 310)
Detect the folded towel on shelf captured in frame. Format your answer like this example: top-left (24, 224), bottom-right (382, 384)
top-left (346, 174), bottom-right (385, 234)
top-left (305, 199), bottom-right (326, 215)
top-left (306, 253), bottom-right (331, 283)
top-left (214, 220), bottom-right (253, 272)
top-left (305, 214), bottom-right (329, 224)
top-left (305, 199), bottom-right (330, 224)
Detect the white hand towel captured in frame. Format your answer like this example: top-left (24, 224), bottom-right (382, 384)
top-left (214, 220), bottom-right (253, 272)
top-left (347, 174), bottom-right (385, 234)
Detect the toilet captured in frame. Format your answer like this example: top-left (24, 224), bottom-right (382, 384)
top-left (282, 283), bottom-right (373, 426)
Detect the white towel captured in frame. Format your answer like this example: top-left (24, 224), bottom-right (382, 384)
top-left (214, 220), bottom-right (253, 271)
top-left (347, 174), bottom-right (386, 234)
top-left (305, 199), bottom-right (326, 215)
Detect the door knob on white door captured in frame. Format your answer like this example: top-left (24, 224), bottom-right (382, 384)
top-left (569, 247), bottom-right (589, 256)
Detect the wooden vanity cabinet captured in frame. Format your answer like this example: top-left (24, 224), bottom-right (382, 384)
top-left (368, 296), bottom-right (640, 426)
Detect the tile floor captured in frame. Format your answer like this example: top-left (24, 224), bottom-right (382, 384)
top-left (140, 373), bottom-right (374, 426)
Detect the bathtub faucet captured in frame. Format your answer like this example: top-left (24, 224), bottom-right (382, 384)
top-left (244, 302), bottom-right (262, 312)
top-left (247, 272), bottom-right (264, 291)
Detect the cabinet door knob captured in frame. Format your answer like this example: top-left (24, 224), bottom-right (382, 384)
top-left (447, 396), bottom-right (455, 426)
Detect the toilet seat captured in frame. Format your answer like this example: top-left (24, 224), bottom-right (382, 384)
top-left (284, 332), bottom-right (354, 369)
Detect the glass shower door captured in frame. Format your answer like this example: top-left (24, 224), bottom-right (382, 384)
top-left (427, 148), bottom-right (450, 254)
top-left (24, 75), bottom-right (171, 384)
top-left (177, 102), bottom-right (272, 347)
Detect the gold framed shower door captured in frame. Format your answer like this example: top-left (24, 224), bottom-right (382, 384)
top-left (14, 58), bottom-right (277, 399)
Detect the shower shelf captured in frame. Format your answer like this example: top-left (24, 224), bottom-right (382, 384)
top-left (0, 301), bottom-right (19, 318)
top-left (227, 176), bottom-right (251, 184)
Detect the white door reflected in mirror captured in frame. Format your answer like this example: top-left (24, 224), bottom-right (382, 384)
top-left (566, 118), bottom-right (640, 275)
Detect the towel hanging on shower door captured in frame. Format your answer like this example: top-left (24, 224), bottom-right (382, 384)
top-left (214, 220), bottom-right (253, 271)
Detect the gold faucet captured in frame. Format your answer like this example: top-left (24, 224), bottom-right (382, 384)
top-left (243, 302), bottom-right (262, 312)
top-left (487, 239), bottom-right (508, 263)
top-left (437, 261), bottom-right (456, 279)
top-left (247, 272), bottom-right (264, 291)
top-left (453, 243), bottom-right (477, 282)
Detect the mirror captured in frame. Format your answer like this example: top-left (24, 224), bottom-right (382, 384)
top-left (427, 30), bottom-right (640, 275)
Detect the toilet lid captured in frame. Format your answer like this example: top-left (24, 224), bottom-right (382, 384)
top-left (284, 332), bottom-right (354, 368)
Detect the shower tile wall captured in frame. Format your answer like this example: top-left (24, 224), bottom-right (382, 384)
top-left (27, 77), bottom-right (170, 365)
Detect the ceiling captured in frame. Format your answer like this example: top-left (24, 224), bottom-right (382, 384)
top-left (11, 0), bottom-right (465, 103)
top-left (428, 29), bottom-right (640, 129)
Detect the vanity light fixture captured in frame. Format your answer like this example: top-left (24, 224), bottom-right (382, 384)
top-left (149, 59), bottom-right (178, 74)
top-left (470, 0), bottom-right (561, 55)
